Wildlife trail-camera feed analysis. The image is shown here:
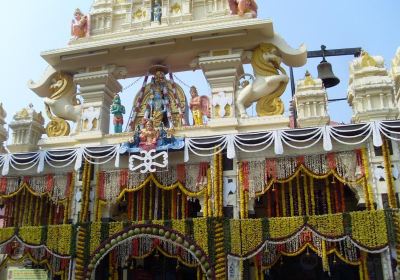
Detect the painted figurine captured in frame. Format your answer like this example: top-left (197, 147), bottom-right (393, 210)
top-left (228, 0), bottom-right (258, 18)
top-left (159, 123), bottom-right (175, 145)
top-left (129, 125), bottom-right (141, 147)
top-left (152, 1), bottom-right (162, 23)
top-left (144, 71), bottom-right (171, 128)
top-left (110, 94), bottom-right (126, 133)
top-left (139, 120), bottom-right (159, 151)
top-left (71, 8), bottom-right (89, 40)
top-left (189, 86), bottom-right (210, 125)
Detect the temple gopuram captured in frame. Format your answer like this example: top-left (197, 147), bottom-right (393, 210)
top-left (0, 1), bottom-right (399, 279)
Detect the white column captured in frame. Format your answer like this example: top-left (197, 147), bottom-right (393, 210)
top-left (74, 70), bottom-right (122, 137)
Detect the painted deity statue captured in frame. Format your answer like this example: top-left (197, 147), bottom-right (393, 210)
top-left (144, 71), bottom-right (172, 128)
top-left (71, 8), bottom-right (89, 40)
top-left (110, 94), bottom-right (126, 133)
top-left (228, 0), bottom-right (258, 18)
top-left (139, 120), bottom-right (159, 151)
top-left (152, 1), bottom-right (162, 23)
top-left (189, 86), bottom-right (210, 125)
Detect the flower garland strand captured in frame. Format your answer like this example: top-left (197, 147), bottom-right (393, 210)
top-left (361, 147), bottom-right (374, 210)
top-left (303, 173), bottom-right (309, 216)
top-left (239, 162), bottom-right (246, 219)
top-left (296, 174), bottom-right (303, 215)
top-left (382, 138), bottom-right (397, 209)
top-left (310, 177), bottom-right (315, 215)
top-left (325, 178), bottom-right (332, 214)
top-left (281, 183), bottom-right (286, 217)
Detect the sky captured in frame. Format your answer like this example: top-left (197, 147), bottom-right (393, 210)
top-left (0, 0), bottom-right (399, 135)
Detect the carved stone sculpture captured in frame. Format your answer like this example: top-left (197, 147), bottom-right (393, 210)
top-left (236, 43), bottom-right (289, 118)
top-left (110, 94), bottom-right (126, 133)
top-left (28, 67), bottom-right (82, 137)
top-left (228, 0), bottom-right (258, 18)
top-left (189, 86), bottom-right (210, 125)
top-left (71, 8), bottom-right (89, 40)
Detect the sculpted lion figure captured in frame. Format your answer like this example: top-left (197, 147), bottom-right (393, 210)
top-left (236, 43), bottom-right (289, 118)
top-left (28, 67), bottom-right (82, 136)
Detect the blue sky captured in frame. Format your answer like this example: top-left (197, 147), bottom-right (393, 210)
top-left (0, 1), bottom-right (398, 129)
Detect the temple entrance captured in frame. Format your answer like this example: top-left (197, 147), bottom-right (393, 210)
top-left (264, 251), bottom-right (359, 280)
top-left (95, 248), bottom-right (198, 280)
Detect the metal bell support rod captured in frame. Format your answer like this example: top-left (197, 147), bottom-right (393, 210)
top-left (289, 45), bottom-right (361, 128)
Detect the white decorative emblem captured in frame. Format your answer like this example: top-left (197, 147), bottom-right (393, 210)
top-left (129, 149), bottom-right (168, 173)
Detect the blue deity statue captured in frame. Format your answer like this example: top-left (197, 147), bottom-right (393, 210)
top-left (110, 94), bottom-right (125, 133)
top-left (143, 71), bottom-right (172, 128)
top-left (152, 1), bottom-right (162, 23)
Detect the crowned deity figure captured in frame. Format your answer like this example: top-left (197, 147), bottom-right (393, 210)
top-left (152, 1), bottom-right (162, 23)
top-left (143, 71), bottom-right (172, 128)
top-left (189, 86), bottom-right (210, 125)
top-left (139, 120), bottom-right (159, 151)
top-left (110, 94), bottom-right (126, 133)
top-left (228, 0), bottom-right (258, 18)
top-left (71, 8), bottom-right (89, 40)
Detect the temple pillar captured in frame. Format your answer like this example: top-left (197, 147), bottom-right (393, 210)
top-left (74, 69), bottom-right (123, 138)
top-left (199, 49), bottom-right (244, 127)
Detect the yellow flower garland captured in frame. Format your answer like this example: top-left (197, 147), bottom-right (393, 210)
top-left (361, 147), bottom-right (374, 210)
top-left (325, 178), bottom-right (332, 214)
top-left (296, 174), bottom-right (303, 215)
top-left (382, 138), bottom-right (397, 208)
top-left (303, 173), bottom-right (310, 216)
top-left (350, 210), bottom-right (388, 248)
top-left (289, 180), bottom-right (294, 217)
top-left (19, 226), bottom-right (42, 245)
top-left (310, 177), bottom-right (316, 215)
top-left (281, 183), bottom-right (286, 217)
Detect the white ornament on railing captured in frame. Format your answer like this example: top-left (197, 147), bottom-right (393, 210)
top-left (129, 149), bottom-right (168, 173)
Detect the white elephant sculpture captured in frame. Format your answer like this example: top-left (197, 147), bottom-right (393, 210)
top-left (28, 66), bottom-right (82, 136)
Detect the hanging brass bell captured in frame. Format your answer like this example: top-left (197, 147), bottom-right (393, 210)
top-left (317, 58), bottom-right (340, 88)
top-left (317, 45), bottom-right (340, 88)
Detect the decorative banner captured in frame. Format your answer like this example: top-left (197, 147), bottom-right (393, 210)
top-left (129, 149), bottom-right (168, 173)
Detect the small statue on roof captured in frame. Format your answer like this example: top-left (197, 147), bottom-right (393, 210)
top-left (152, 1), bottom-right (162, 24)
top-left (110, 94), bottom-right (126, 133)
top-left (228, 0), bottom-right (258, 18)
top-left (189, 86), bottom-right (210, 126)
top-left (71, 8), bottom-right (89, 40)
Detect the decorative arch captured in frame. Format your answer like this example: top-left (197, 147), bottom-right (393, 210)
top-left (85, 224), bottom-right (214, 279)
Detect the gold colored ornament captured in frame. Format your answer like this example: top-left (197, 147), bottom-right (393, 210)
top-left (252, 43), bottom-right (287, 116)
top-left (45, 105), bottom-right (70, 137)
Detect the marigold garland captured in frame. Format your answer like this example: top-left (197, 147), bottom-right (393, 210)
top-left (303, 174), bottom-right (310, 216)
top-left (310, 177), bottom-right (316, 215)
top-left (382, 138), bottom-right (397, 208)
top-left (19, 226), bottom-right (42, 245)
top-left (296, 174), bottom-right (302, 215)
top-left (281, 183), bottom-right (286, 217)
top-left (325, 178), bottom-right (332, 214)
top-left (350, 210), bottom-right (388, 248)
top-left (361, 147), bottom-right (375, 210)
